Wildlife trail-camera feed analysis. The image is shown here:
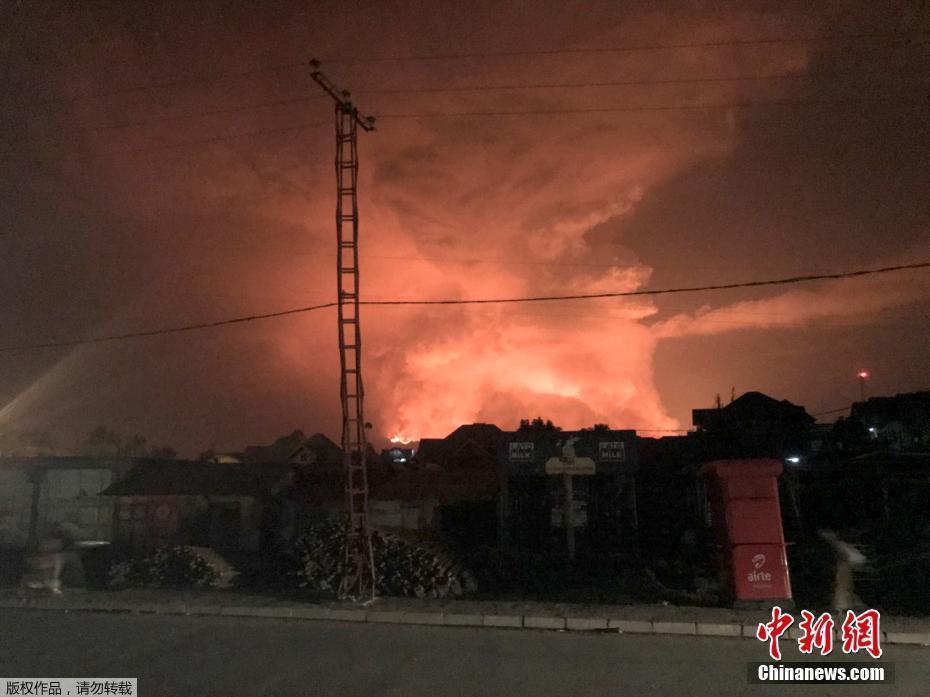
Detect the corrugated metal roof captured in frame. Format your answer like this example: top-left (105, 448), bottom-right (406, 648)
top-left (103, 461), bottom-right (297, 497)
top-left (0, 455), bottom-right (147, 475)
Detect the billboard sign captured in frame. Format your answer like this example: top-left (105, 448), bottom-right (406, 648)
top-left (545, 436), bottom-right (596, 475)
top-left (508, 441), bottom-right (535, 462)
top-left (599, 441), bottom-right (626, 462)
top-left (544, 457), bottom-right (596, 475)
top-left (501, 430), bottom-right (637, 475)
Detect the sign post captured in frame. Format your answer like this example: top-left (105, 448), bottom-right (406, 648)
top-left (562, 473), bottom-right (575, 560)
top-left (500, 430), bottom-right (638, 559)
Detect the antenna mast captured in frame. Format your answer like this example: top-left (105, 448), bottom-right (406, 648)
top-left (310, 59), bottom-right (376, 600)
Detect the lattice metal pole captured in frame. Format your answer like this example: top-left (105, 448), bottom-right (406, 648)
top-left (310, 60), bottom-right (377, 600)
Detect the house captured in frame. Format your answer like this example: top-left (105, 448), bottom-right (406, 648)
top-left (101, 432), bottom-right (393, 554)
top-left (415, 423), bottom-right (503, 470)
top-left (412, 439), bottom-right (444, 467)
top-left (207, 454), bottom-right (242, 464)
top-left (207, 431), bottom-right (345, 466)
top-left (692, 391), bottom-right (815, 460)
top-left (288, 433), bottom-right (344, 467)
top-left (365, 424), bottom-right (504, 538)
top-left (102, 449), bottom-right (491, 549)
top-left (102, 460), bottom-right (344, 553)
top-left (380, 446), bottom-right (415, 469)
top-left (0, 456), bottom-right (136, 547)
top-left (850, 391), bottom-right (930, 450)
top-left (368, 467), bottom-right (499, 540)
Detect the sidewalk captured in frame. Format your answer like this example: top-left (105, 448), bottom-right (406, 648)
top-left (2, 588), bottom-right (929, 646)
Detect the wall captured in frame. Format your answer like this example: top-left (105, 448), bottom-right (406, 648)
top-left (0, 469), bottom-right (33, 545)
top-left (39, 468), bottom-right (114, 542)
top-left (369, 498), bottom-right (437, 531)
top-left (114, 495), bottom-right (263, 552)
top-left (0, 464), bottom-right (117, 546)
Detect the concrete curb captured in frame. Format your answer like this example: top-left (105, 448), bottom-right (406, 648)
top-left (697, 622), bottom-right (743, 638)
top-left (2, 596), bottom-right (927, 647)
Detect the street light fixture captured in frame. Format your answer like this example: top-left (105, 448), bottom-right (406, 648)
top-left (857, 370), bottom-right (870, 401)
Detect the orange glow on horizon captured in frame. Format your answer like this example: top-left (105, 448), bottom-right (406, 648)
top-left (389, 434), bottom-right (417, 444)
top-left (370, 308), bottom-right (681, 440)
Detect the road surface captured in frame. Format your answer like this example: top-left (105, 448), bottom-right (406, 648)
top-left (1, 609), bottom-right (926, 696)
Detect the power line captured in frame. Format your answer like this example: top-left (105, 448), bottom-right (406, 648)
top-left (1, 261), bottom-right (927, 353)
top-left (625, 428), bottom-right (693, 433)
top-left (49, 96), bottom-right (327, 135)
top-left (16, 71), bottom-right (848, 133)
top-left (376, 94), bottom-right (927, 120)
top-left (26, 70), bottom-right (928, 141)
top-left (5, 92), bottom-right (924, 166)
top-left (362, 77), bottom-right (930, 103)
top-left (114, 120), bottom-right (330, 155)
top-left (325, 30), bottom-right (929, 63)
top-left (1, 120), bottom-right (331, 166)
top-left (11, 29), bottom-right (925, 108)
top-left (0, 302), bottom-right (338, 352)
top-left (809, 388), bottom-right (930, 420)
top-left (813, 405), bottom-right (855, 417)
top-left (362, 71), bottom-right (907, 95)
top-left (21, 61), bottom-right (307, 107)
top-left (361, 261), bottom-right (930, 306)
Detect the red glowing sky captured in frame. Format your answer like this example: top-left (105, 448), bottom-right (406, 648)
top-left (1, 1), bottom-right (928, 454)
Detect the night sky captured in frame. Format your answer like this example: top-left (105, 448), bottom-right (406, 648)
top-left (1, 1), bottom-right (928, 455)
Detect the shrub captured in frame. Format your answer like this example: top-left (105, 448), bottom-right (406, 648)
top-left (108, 546), bottom-right (219, 589)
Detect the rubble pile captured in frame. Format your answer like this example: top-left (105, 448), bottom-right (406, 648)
top-left (293, 519), bottom-right (345, 593)
top-left (294, 520), bottom-right (477, 598)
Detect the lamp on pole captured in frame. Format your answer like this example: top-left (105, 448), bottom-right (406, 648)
top-left (857, 370), bottom-right (870, 402)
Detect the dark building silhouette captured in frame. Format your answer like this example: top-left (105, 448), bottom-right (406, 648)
top-left (497, 428), bottom-right (638, 559)
top-left (693, 391), bottom-right (815, 460)
top-left (849, 391), bottom-right (930, 450)
top-left (414, 423), bottom-right (503, 471)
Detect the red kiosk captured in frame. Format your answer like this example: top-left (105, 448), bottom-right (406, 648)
top-left (702, 459), bottom-right (792, 606)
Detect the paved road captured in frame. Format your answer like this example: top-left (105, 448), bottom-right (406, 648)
top-left (1, 609), bottom-right (926, 696)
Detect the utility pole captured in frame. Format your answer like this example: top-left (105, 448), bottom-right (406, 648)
top-left (310, 59), bottom-right (376, 600)
top-left (857, 370), bottom-right (870, 402)
top-left (562, 472), bottom-right (575, 560)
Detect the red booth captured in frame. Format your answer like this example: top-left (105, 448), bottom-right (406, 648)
top-left (702, 459), bottom-right (792, 605)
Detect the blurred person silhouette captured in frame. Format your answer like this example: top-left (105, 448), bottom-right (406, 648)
top-left (19, 523), bottom-right (82, 597)
top-left (819, 529), bottom-right (868, 612)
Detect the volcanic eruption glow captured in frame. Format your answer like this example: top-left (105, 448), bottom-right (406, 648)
top-left (5, 4), bottom-right (928, 456)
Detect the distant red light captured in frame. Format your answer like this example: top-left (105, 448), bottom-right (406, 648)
top-left (857, 371), bottom-right (869, 379)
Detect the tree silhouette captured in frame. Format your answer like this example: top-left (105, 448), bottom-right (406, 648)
top-left (149, 446), bottom-right (178, 459)
top-left (84, 426), bottom-right (123, 456)
top-left (120, 434), bottom-right (148, 457)
top-left (517, 417), bottom-right (561, 434)
top-left (82, 426), bottom-right (176, 458)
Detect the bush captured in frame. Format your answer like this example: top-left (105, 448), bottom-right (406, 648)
top-left (293, 520), bottom-right (476, 598)
top-left (0, 546), bottom-right (26, 587)
top-left (108, 546), bottom-right (219, 590)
